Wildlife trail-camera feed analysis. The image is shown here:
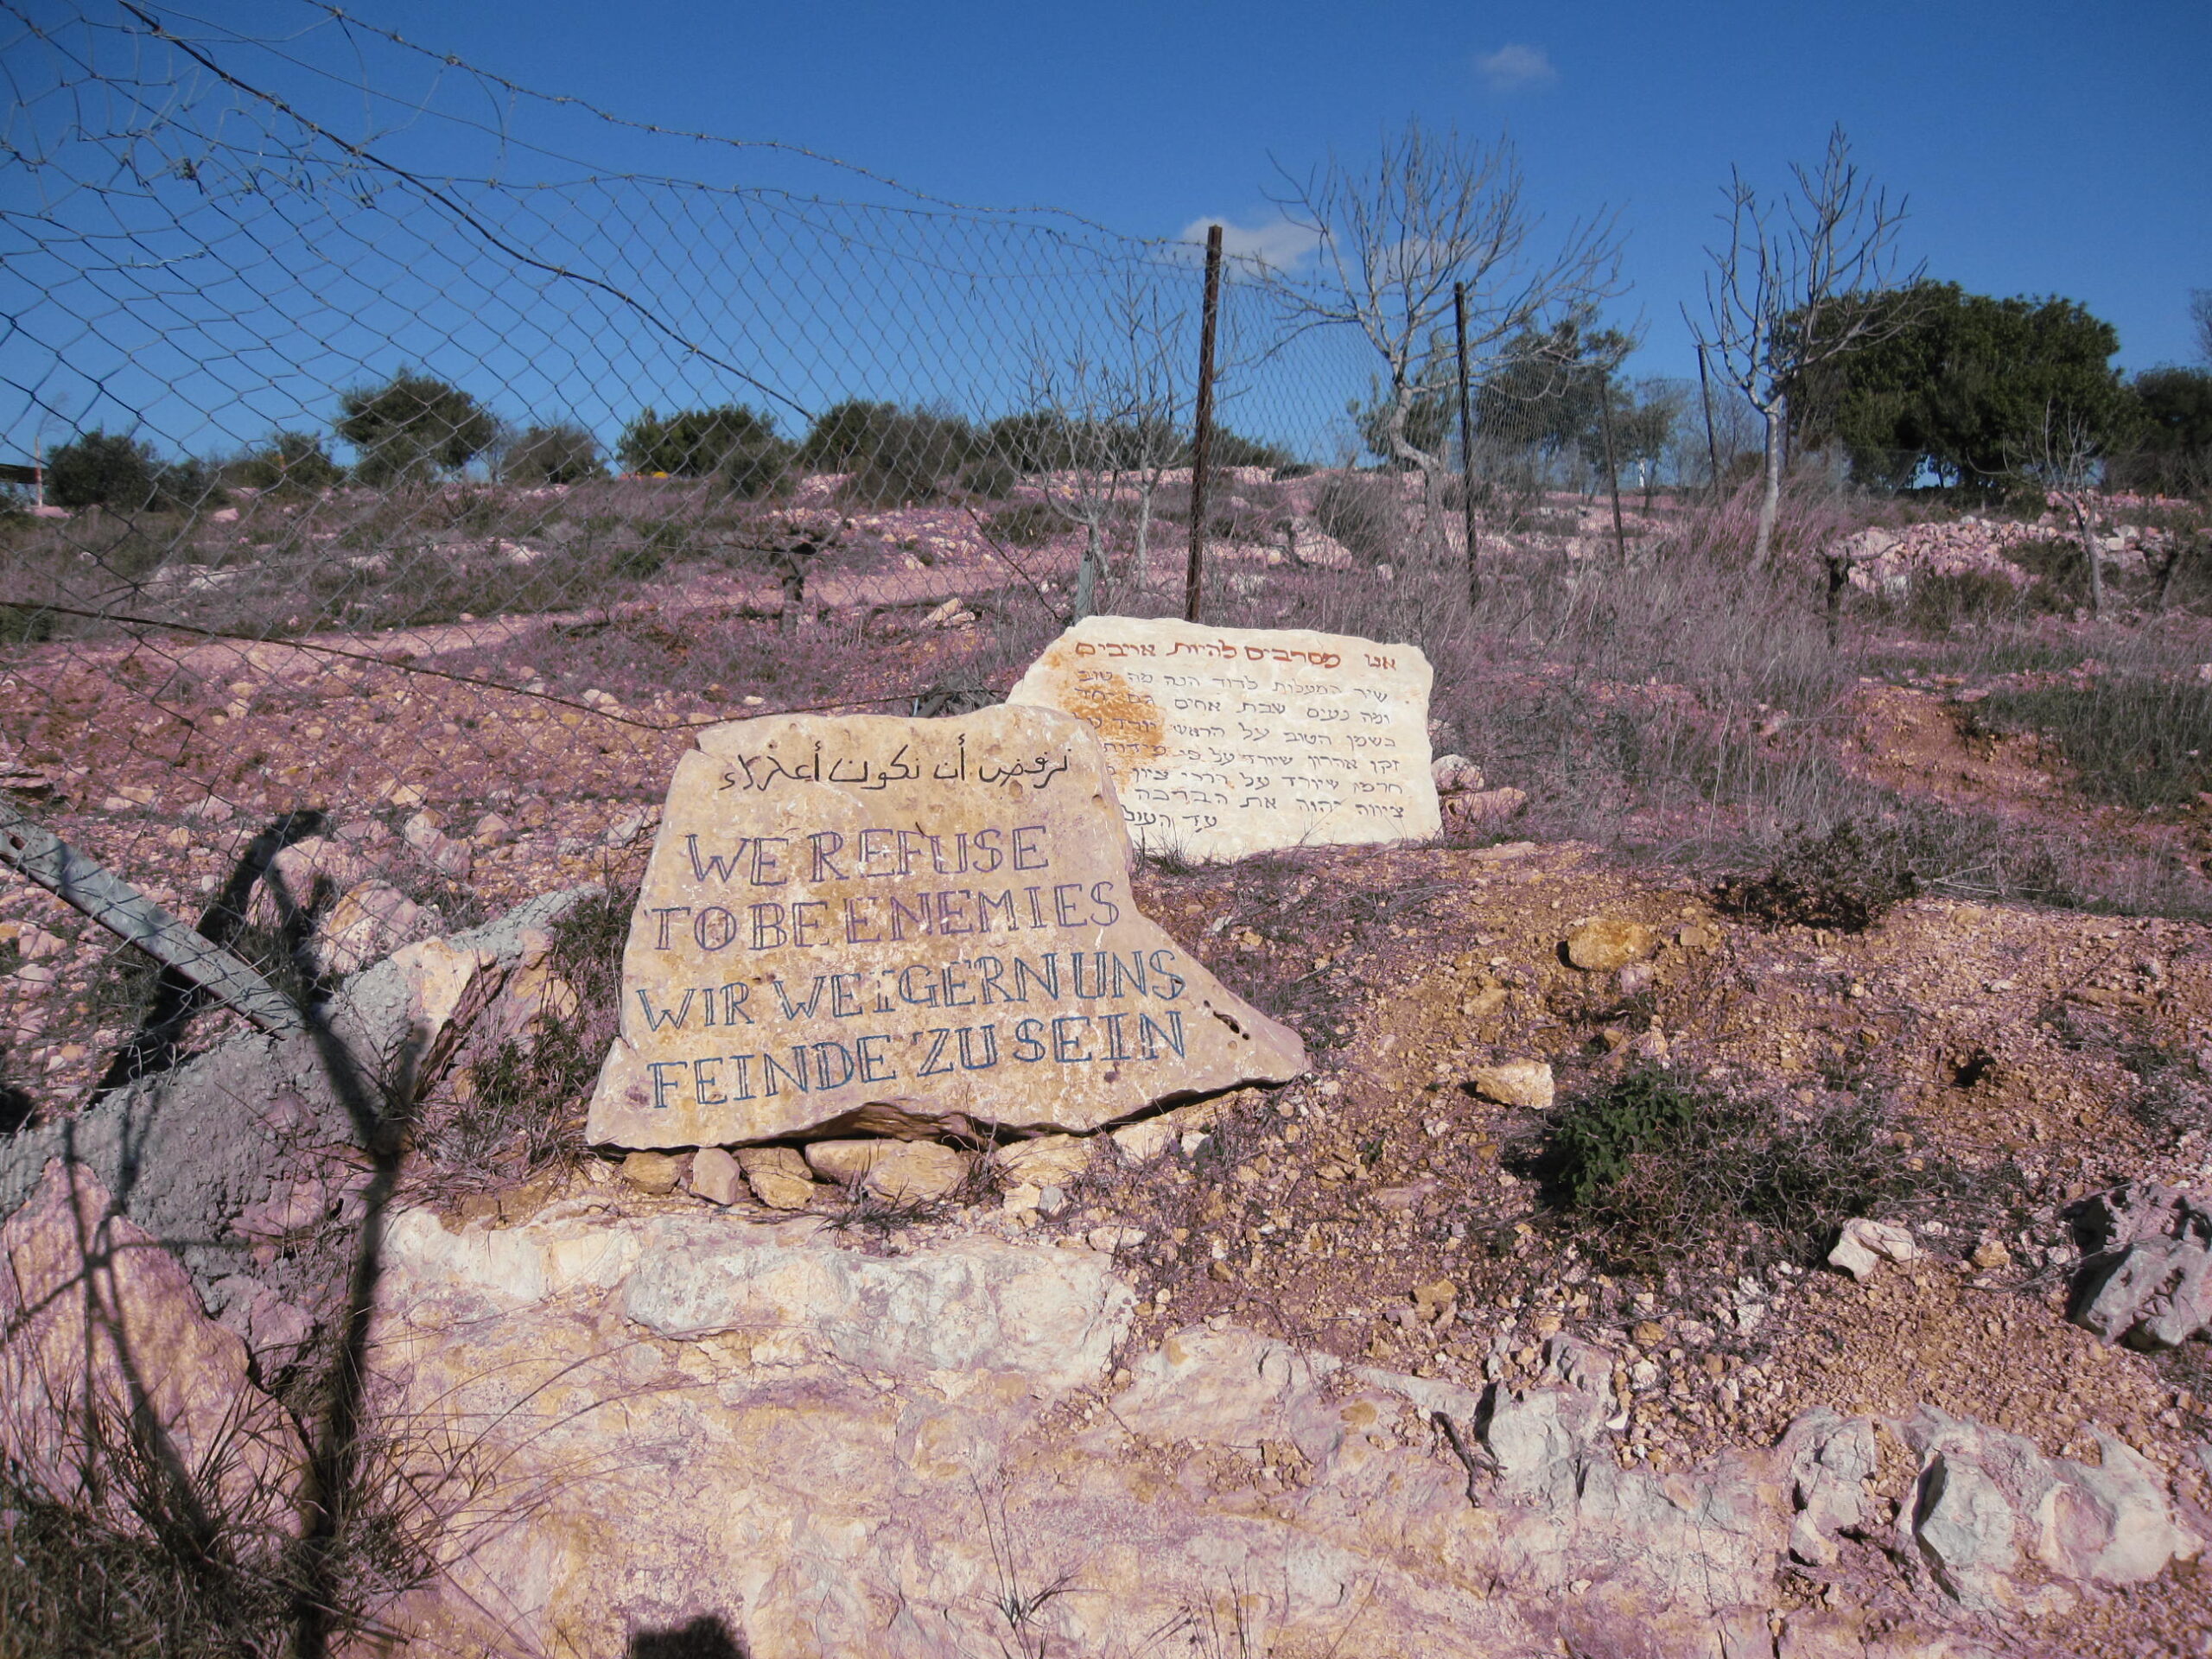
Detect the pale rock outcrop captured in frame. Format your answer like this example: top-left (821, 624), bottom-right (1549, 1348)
top-left (2068, 1179), bottom-right (2212, 1349)
top-left (358, 1204), bottom-right (2135, 1657)
top-left (0, 1160), bottom-right (304, 1526)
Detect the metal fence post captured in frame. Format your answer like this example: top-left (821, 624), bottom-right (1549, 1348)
top-left (1697, 343), bottom-right (1721, 495)
top-left (1185, 223), bottom-right (1224, 625)
top-left (1599, 368), bottom-right (1627, 564)
top-left (1454, 280), bottom-right (1479, 603)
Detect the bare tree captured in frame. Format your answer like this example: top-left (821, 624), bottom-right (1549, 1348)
top-left (1268, 121), bottom-right (1619, 568)
top-left (1694, 126), bottom-right (1914, 565)
top-left (1021, 280), bottom-right (1188, 619)
top-left (2010, 400), bottom-right (2110, 619)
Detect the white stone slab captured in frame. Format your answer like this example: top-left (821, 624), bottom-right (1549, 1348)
top-left (1005, 616), bottom-right (1440, 861)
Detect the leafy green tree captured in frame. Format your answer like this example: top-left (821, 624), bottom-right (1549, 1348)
top-left (335, 371), bottom-right (498, 484)
top-left (45, 429), bottom-right (162, 510)
top-left (232, 431), bottom-right (344, 493)
top-left (987, 410), bottom-right (1079, 473)
top-left (1796, 282), bottom-right (2132, 493)
top-left (1475, 310), bottom-right (1633, 462)
top-left (500, 422), bottom-right (605, 485)
top-left (618, 404), bottom-right (791, 497)
top-left (1585, 378), bottom-right (1686, 495)
top-left (1208, 429), bottom-right (1293, 471)
top-left (787, 401), bottom-right (976, 505)
top-left (795, 400), bottom-right (900, 470)
top-left (2113, 366), bottom-right (2212, 494)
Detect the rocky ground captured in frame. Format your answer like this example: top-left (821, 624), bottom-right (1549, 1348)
top-left (3, 567), bottom-right (2211, 1655)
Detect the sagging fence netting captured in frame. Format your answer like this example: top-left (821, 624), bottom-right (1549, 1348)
top-left (0, 0), bottom-right (1730, 1116)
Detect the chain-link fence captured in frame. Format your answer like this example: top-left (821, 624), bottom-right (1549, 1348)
top-left (0, 1), bottom-right (1762, 1116)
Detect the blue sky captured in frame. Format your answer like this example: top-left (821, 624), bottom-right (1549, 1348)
top-left (3, 1), bottom-right (2207, 461)
top-left (345, 0), bottom-right (2210, 377)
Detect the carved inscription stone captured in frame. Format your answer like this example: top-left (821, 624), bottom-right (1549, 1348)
top-left (584, 706), bottom-right (1306, 1150)
top-left (1005, 616), bottom-right (1441, 861)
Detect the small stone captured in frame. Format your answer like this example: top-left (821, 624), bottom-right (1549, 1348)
top-left (1441, 786), bottom-right (1528, 827)
top-left (1086, 1224), bottom-right (1146, 1254)
top-left (1970, 1240), bottom-right (2012, 1270)
top-left (997, 1135), bottom-right (1094, 1188)
top-left (1828, 1217), bottom-right (1917, 1281)
top-left (1467, 1059), bottom-right (1554, 1111)
top-left (316, 880), bottom-right (430, 976)
top-left (385, 782), bottom-right (426, 808)
top-left (473, 812), bottom-right (515, 847)
top-left (804, 1140), bottom-right (970, 1204)
top-left (621, 1151), bottom-right (683, 1195)
top-left (1430, 753), bottom-right (1484, 792)
top-left (690, 1147), bottom-right (746, 1205)
top-left (1035, 1184), bottom-right (1070, 1218)
top-left (1411, 1278), bottom-right (1459, 1321)
top-left (734, 1147), bottom-right (816, 1211)
top-left (1632, 1320), bottom-right (1667, 1346)
top-left (1564, 918), bottom-right (1656, 971)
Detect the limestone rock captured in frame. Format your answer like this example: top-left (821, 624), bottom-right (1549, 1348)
top-left (1901, 1407), bottom-right (2200, 1606)
top-left (735, 1146), bottom-right (817, 1209)
top-left (1784, 1409), bottom-right (1878, 1567)
top-left (613, 1218), bottom-right (1133, 1389)
top-left (1004, 615), bottom-right (1440, 861)
top-left (1442, 785), bottom-right (1528, 827)
top-left (584, 706), bottom-right (1306, 1149)
top-left (1563, 917), bottom-right (1656, 971)
top-left (1468, 1059), bottom-right (1554, 1111)
top-left (804, 1139), bottom-right (969, 1203)
top-left (1829, 1217), bottom-right (1918, 1281)
top-left (690, 1147), bottom-right (746, 1205)
top-left (995, 1134), bottom-right (1095, 1188)
top-left (1429, 753), bottom-right (1484, 792)
top-left (2069, 1179), bottom-right (2212, 1349)
top-left (0, 1160), bottom-right (304, 1525)
top-left (622, 1150), bottom-right (684, 1194)
top-left (365, 1196), bottom-right (2121, 1659)
top-left (247, 835), bottom-right (372, 925)
top-left (317, 879), bottom-right (433, 976)
top-left (1108, 1097), bottom-right (1227, 1162)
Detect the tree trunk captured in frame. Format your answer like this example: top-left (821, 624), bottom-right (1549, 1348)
top-left (2069, 498), bottom-right (2103, 620)
top-left (1073, 521), bottom-right (1103, 620)
top-left (1752, 403), bottom-right (1785, 565)
top-left (2153, 542), bottom-right (2184, 613)
top-left (1133, 485), bottom-right (1154, 587)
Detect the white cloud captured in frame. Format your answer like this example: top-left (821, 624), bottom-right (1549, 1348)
top-left (1172, 214), bottom-right (1321, 271)
top-left (1476, 43), bottom-right (1557, 92)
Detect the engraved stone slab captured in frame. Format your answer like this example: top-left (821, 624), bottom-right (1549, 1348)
top-left (1004, 616), bottom-right (1440, 861)
top-left (584, 706), bottom-right (1306, 1150)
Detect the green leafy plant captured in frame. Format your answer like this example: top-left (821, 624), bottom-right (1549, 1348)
top-left (499, 421), bottom-right (604, 485)
top-left (45, 429), bottom-right (163, 510)
top-left (1539, 1065), bottom-right (1943, 1268)
top-left (618, 405), bottom-right (790, 498)
top-left (1712, 823), bottom-right (1919, 931)
top-left (1548, 1066), bottom-right (1704, 1210)
top-left (335, 371), bottom-right (499, 484)
top-left (982, 502), bottom-right (1058, 547)
top-left (231, 431), bottom-right (345, 494)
